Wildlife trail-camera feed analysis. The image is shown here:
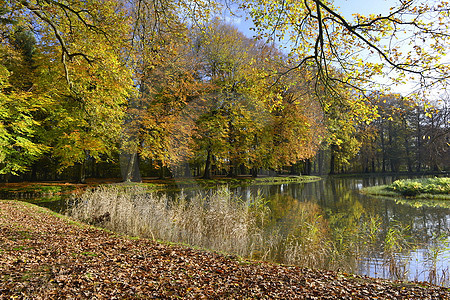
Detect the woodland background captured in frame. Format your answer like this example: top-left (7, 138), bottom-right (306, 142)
top-left (0, 0), bottom-right (449, 183)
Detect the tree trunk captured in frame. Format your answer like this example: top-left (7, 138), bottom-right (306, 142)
top-left (305, 159), bottom-right (312, 175)
top-left (159, 165), bottom-right (165, 179)
top-left (251, 167), bottom-right (258, 178)
top-left (380, 121), bottom-right (386, 172)
top-left (125, 153), bottom-right (136, 182)
top-left (31, 164), bottom-right (37, 181)
top-left (318, 150), bottom-right (323, 175)
top-left (388, 121), bottom-right (395, 172)
top-left (416, 107), bottom-right (422, 172)
top-left (329, 145), bottom-right (337, 175)
top-left (78, 159), bottom-right (87, 184)
top-left (203, 148), bottom-right (212, 179)
top-left (184, 163), bottom-right (191, 178)
top-left (124, 153), bottom-right (142, 182)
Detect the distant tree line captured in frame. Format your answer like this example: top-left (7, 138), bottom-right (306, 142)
top-left (313, 94), bottom-right (449, 175)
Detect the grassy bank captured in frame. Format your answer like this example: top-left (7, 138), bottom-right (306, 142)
top-left (122, 175), bottom-right (322, 192)
top-left (361, 177), bottom-right (450, 208)
top-left (361, 178), bottom-right (449, 199)
top-left (1, 200), bottom-right (448, 299)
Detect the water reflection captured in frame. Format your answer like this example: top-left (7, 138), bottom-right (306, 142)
top-left (231, 176), bottom-right (450, 285)
top-left (14, 175), bottom-right (450, 286)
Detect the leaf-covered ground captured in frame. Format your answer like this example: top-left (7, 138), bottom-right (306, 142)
top-left (1, 201), bottom-right (449, 299)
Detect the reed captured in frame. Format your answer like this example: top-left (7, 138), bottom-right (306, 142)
top-left (68, 186), bottom-right (270, 258)
top-left (67, 185), bottom-right (448, 287)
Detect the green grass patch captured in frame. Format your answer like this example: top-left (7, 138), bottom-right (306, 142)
top-left (361, 177), bottom-right (450, 207)
top-left (388, 177), bottom-right (449, 196)
top-left (0, 184), bottom-right (64, 194)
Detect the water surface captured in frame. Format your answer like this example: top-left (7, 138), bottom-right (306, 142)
top-left (229, 176), bottom-right (449, 285)
top-left (15, 175), bottom-right (450, 285)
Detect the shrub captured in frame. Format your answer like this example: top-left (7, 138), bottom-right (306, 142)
top-left (389, 177), bottom-right (450, 197)
top-left (390, 180), bottom-right (422, 196)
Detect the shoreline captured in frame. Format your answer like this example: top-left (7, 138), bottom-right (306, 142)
top-left (0, 175), bottom-right (322, 199)
top-left (1, 200), bottom-right (449, 299)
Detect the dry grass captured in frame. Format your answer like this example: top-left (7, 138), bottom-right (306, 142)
top-left (68, 186), bottom-right (377, 271)
top-left (68, 186), bottom-right (270, 258)
top-left (67, 185), bottom-right (449, 287)
top-left (66, 186), bottom-right (382, 270)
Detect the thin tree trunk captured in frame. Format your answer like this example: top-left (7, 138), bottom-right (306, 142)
top-left (31, 164), bottom-right (37, 181)
top-left (380, 121), bottom-right (386, 173)
top-left (203, 148), bottom-right (212, 179)
top-left (184, 163), bottom-right (191, 178)
top-left (159, 166), bottom-right (165, 179)
top-left (329, 145), bottom-right (336, 175)
top-left (403, 119), bottom-right (413, 173)
top-left (251, 167), bottom-right (258, 178)
top-left (416, 107), bottom-right (422, 172)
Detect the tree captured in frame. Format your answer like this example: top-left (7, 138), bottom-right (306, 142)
top-left (348, 92), bottom-right (449, 174)
top-left (0, 65), bottom-right (49, 177)
top-left (5, 0), bottom-right (133, 182)
top-left (419, 99), bottom-right (450, 171)
top-left (239, 0), bottom-right (449, 170)
top-left (241, 0), bottom-right (449, 95)
top-left (190, 19), bottom-right (268, 178)
top-left (120, 0), bottom-right (208, 181)
top-left (0, 21), bottom-right (53, 178)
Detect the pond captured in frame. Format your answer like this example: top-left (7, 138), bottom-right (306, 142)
top-left (228, 176), bottom-right (450, 285)
top-left (18, 175), bottom-right (450, 286)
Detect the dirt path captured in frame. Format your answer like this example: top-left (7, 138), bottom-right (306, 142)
top-left (1, 201), bottom-right (449, 299)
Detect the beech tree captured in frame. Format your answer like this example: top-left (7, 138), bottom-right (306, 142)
top-left (190, 20), bottom-right (266, 178)
top-left (0, 17), bottom-right (51, 177)
top-left (120, 0), bottom-right (209, 181)
top-left (3, 0), bottom-right (133, 182)
top-left (238, 0), bottom-right (449, 171)
top-left (1, 0), bottom-right (448, 180)
top-left (241, 0), bottom-right (449, 94)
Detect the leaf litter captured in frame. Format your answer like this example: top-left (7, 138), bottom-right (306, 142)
top-left (0, 201), bottom-right (449, 299)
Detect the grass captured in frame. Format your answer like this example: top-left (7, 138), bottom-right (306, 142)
top-left (145, 175), bottom-right (322, 191)
top-left (0, 176), bottom-right (320, 203)
top-left (66, 185), bottom-right (417, 277)
top-left (0, 183), bottom-right (78, 202)
top-left (67, 187), bottom-right (321, 266)
top-left (0, 184), bottom-right (64, 194)
top-left (68, 186), bottom-right (270, 259)
top-left (361, 177), bottom-right (450, 207)
top-left (388, 177), bottom-right (449, 196)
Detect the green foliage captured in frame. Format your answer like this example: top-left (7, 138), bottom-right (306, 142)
top-left (2, 0), bottom-right (448, 180)
top-left (389, 178), bottom-right (450, 197)
top-left (0, 64), bottom-right (50, 175)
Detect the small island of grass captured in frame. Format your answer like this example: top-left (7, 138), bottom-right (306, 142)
top-left (361, 177), bottom-right (450, 207)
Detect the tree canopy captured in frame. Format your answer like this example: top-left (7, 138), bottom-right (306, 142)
top-left (0, 0), bottom-right (448, 181)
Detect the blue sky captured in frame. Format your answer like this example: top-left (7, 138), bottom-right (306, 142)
top-left (220, 0), bottom-right (447, 98)
top-left (226, 0), bottom-right (396, 38)
top-left (334, 0), bottom-right (392, 19)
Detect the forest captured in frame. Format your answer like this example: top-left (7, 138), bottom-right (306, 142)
top-left (0, 0), bottom-right (449, 183)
